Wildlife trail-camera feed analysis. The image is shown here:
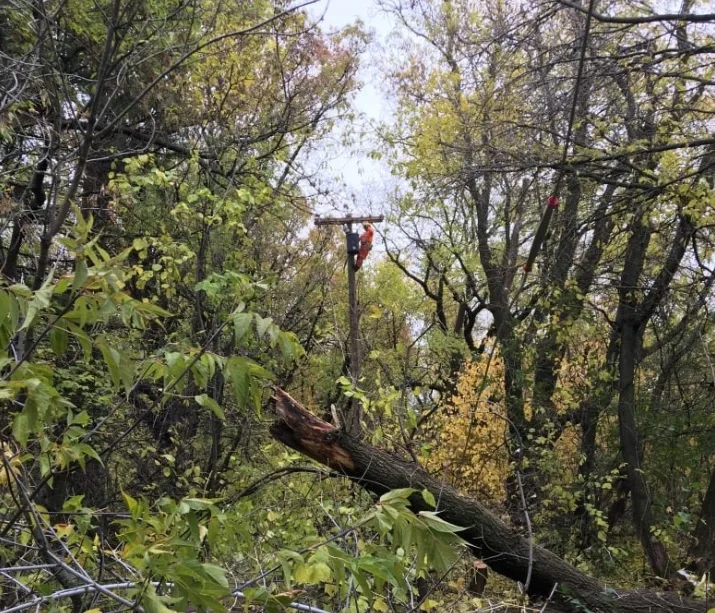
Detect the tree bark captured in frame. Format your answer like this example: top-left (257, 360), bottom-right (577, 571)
top-left (3, 154), bottom-right (50, 281)
top-left (270, 388), bottom-right (706, 613)
top-left (619, 319), bottom-right (672, 579)
top-left (689, 465), bottom-right (715, 576)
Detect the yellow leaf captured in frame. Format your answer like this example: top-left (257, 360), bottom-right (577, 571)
top-left (0, 443), bottom-right (20, 486)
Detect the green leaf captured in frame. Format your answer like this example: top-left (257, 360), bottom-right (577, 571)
top-left (97, 341), bottom-right (121, 390)
top-left (255, 315), bottom-right (272, 339)
top-left (133, 301), bottom-right (172, 318)
top-left (195, 394), bottom-right (225, 420)
top-left (380, 488), bottom-right (416, 503)
top-left (73, 259), bottom-right (88, 290)
top-left (50, 326), bottom-right (68, 356)
top-left (294, 563), bottom-right (312, 584)
top-left (39, 453), bottom-right (51, 477)
top-left (325, 545), bottom-right (348, 587)
top-left (232, 312), bottom-right (253, 345)
top-left (76, 443), bottom-right (103, 466)
top-left (202, 562), bottom-right (229, 588)
top-left (429, 536), bottom-right (460, 571)
top-left (421, 489), bottom-right (436, 508)
top-left (225, 356), bottom-right (273, 412)
top-left (12, 412), bottom-right (30, 446)
top-left (65, 321), bottom-right (92, 359)
top-left (97, 340), bottom-right (134, 393)
top-left (20, 270), bottom-right (55, 331)
top-left (358, 556), bottom-right (401, 588)
top-left (277, 331), bottom-right (303, 363)
top-left (393, 515), bottom-right (414, 553)
top-left (122, 490), bottom-right (140, 518)
top-left (8, 284), bottom-right (32, 299)
top-left (225, 356), bottom-right (250, 410)
top-left (0, 291), bottom-right (10, 326)
top-left (141, 584), bottom-right (176, 613)
top-left (132, 237), bottom-right (148, 251)
top-left (417, 511), bottom-right (466, 533)
top-left (350, 562), bottom-right (372, 598)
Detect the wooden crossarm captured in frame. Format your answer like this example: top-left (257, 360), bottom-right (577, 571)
top-left (314, 214), bottom-right (384, 227)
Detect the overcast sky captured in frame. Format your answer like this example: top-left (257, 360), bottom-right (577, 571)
top-left (305, 0), bottom-right (398, 216)
top-left (314, 0), bottom-right (393, 121)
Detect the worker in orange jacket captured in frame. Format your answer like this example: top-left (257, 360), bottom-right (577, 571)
top-left (354, 223), bottom-right (374, 270)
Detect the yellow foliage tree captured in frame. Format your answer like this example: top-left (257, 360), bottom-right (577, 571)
top-left (425, 343), bottom-right (590, 509)
top-left (425, 356), bottom-right (510, 504)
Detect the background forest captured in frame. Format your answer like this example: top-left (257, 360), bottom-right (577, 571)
top-left (1, 0), bottom-right (715, 611)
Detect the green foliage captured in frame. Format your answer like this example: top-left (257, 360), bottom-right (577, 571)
top-left (241, 486), bottom-right (467, 612)
top-left (118, 494), bottom-right (230, 611)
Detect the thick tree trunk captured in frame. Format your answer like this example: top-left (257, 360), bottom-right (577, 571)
top-left (3, 219), bottom-right (25, 281)
top-left (532, 181), bottom-right (618, 423)
top-left (575, 398), bottom-right (600, 549)
top-left (3, 155), bottom-right (50, 281)
top-left (612, 214), bottom-right (675, 580)
top-left (270, 388), bottom-right (706, 613)
top-left (689, 465), bottom-right (715, 576)
top-left (619, 321), bottom-right (673, 579)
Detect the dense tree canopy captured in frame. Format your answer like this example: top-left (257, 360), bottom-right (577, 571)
top-left (1, 0), bottom-right (714, 612)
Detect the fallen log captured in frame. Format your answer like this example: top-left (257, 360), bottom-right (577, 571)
top-left (270, 388), bottom-right (706, 613)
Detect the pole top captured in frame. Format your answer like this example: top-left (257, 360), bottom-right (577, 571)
top-left (314, 214), bottom-right (384, 227)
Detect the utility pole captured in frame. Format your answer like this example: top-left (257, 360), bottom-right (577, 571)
top-left (314, 213), bottom-right (384, 434)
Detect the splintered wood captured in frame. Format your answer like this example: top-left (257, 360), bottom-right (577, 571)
top-left (271, 388), bottom-right (356, 471)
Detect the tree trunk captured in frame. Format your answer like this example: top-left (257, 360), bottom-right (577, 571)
top-left (270, 388), bottom-right (706, 613)
top-left (689, 465), bottom-right (715, 576)
top-left (619, 321), bottom-right (673, 579)
top-left (3, 155), bottom-right (50, 281)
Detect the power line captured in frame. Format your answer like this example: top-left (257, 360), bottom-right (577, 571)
top-left (524, 0), bottom-right (597, 274)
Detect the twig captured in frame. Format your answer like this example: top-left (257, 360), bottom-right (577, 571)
top-left (540, 582), bottom-right (559, 612)
top-left (223, 466), bottom-right (335, 507)
top-left (0, 564), bottom-right (57, 572)
top-left (1, 571), bottom-right (33, 594)
top-left (516, 468), bottom-right (534, 594)
top-left (2, 455), bottom-right (138, 611)
top-left (406, 549), bottom-right (469, 613)
top-left (2, 289), bottom-right (80, 382)
top-left (2, 582), bottom-right (335, 613)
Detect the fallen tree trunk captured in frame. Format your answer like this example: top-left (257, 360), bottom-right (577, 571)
top-left (270, 388), bottom-right (705, 613)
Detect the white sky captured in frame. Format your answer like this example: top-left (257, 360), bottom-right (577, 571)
top-left (312, 0), bottom-right (393, 122)
top-left (305, 0), bottom-right (398, 216)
